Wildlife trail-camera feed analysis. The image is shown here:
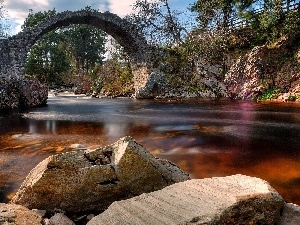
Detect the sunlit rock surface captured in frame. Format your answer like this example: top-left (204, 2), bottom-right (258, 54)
top-left (88, 174), bottom-right (284, 225)
top-left (11, 136), bottom-right (189, 212)
top-left (224, 45), bottom-right (267, 100)
top-left (0, 203), bottom-right (42, 225)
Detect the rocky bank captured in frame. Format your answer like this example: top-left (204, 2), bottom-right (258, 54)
top-left (0, 76), bottom-right (48, 110)
top-left (225, 37), bottom-right (300, 101)
top-left (0, 137), bottom-right (300, 224)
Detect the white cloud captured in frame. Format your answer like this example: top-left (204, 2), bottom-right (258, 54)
top-left (109, 0), bottom-right (135, 16)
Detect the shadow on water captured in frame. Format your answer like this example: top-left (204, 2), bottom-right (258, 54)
top-left (0, 96), bottom-right (300, 204)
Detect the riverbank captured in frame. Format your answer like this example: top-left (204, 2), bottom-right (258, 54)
top-left (48, 89), bottom-right (300, 103)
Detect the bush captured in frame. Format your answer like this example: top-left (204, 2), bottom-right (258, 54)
top-left (288, 95), bottom-right (297, 101)
top-left (257, 86), bottom-right (282, 100)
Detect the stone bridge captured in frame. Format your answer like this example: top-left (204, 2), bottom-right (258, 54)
top-left (0, 9), bottom-right (165, 105)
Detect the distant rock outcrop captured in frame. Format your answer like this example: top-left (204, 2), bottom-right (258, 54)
top-left (87, 174), bottom-right (284, 225)
top-left (224, 45), bottom-right (268, 100)
top-left (11, 137), bottom-right (190, 212)
top-left (224, 38), bottom-right (300, 101)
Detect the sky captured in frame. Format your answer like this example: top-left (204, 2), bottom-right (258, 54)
top-left (3, 0), bottom-right (197, 35)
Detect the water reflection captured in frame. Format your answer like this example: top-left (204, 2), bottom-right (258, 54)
top-left (46, 121), bottom-right (57, 134)
top-left (0, 97), bottom-right (300, 205)
top-left (105, 123), bottom-right (129, 139)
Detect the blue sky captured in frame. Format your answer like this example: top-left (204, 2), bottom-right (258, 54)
top-left (4, 0), bottom-right (197, 35)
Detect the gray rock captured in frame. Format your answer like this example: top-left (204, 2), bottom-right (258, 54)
top-left (0, 203), bottom-right (42, 225)
top-left (11, 136), bottom-right (189, 212)
top-left (224, 45), bottom-right (267, 100)
top-left (135, 72), bottom-right (167, 98)
top-left (279, 203), bottom-right (300, 225)
top-left (0, 77), bottom-right (47, 110)
top-left (88, 174), bottom-right (284, 225)
top-left (47, 213), bottom-right (75, 225)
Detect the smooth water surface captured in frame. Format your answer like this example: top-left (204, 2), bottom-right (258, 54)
top-left (0, 96), bottom-right (300, 204)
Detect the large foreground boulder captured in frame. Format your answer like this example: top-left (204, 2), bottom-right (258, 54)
top-left (0, 203), bottom-right (42, 225)
top-left (11, 136), bottom-right (189, 212)
top-left (88, 174), bottom-right (284, 225)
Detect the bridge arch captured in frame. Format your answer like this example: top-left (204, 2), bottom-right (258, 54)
top-left (0, 10), bottom-right (159, 97)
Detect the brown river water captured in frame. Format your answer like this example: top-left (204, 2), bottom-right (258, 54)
top-left (0, 96), bottom-right (300, 205)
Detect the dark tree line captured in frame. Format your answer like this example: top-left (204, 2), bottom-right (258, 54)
top-left (190, 0), bottom-right (300, 42)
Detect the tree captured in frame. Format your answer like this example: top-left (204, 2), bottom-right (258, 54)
top-left (65, 24), bottom-right (107, 76)
top-left (25, 31), bottom-right (71, 84)
top-left (24, 9), bottom-right (71, 85)
top-left (24, 7), bottom-right (107, 89)
top-left (0, 0), bottom-right (10, 38)
top-left (190, 0), bottom-right (239, 30)
top-left (93, 38), bottom-right (134, 97)
top-left (126, 0), bottom-right (188, 46)
top-left (235, 0), bottom-right (300, 42)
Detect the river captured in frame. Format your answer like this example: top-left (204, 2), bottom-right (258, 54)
top-left (0, 96), bottom-right (300, 205)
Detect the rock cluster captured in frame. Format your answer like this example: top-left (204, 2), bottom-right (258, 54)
top-left (11, 136), bottom-right (190, 212)
top-left (224, 41), bottom-right (300, 101)
top-left (0, 76), bottom-right (47, 110)
top-left (0, 137), bottom-right (299, 224)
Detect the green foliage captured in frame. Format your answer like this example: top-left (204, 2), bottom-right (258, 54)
top-left (190, 0), bottom-right (300, 44)
top-left (24, 7), bottom-right (107, 89)
top-left (282, 10), bottom-right (300, 36)
top-left (93, 43), bottom-right (134, 97)
top-left (22, 9), bottom-right (56, 29)
top-left (127, 0), bottom-right (189, 46)
top-left (24, 9), bottom-right (70, 85)
top-left (239, 0), bottom-right (300, 44)
top-left (26, 30), bottom-right (71, 84)
top-left (64, 23), bottom-right (107, 75)
top-left (191, 0), bottom-right (237, 30)
top-left (288, 95), bottom-right (297, 101)
top-left (257, 86), bottom-right (282, 100)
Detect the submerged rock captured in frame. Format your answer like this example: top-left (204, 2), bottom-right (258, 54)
top-left (88, 174), bottom-right (284, 225)
top-left (11, 136), bottom-right (189, 212)
top-left (0, 203), bottom-right (42, 225)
